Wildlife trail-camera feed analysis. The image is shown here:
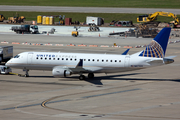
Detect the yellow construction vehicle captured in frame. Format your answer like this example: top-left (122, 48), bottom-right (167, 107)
top-left (8, 13), bottom-right (25, 23)
top-left (72, 31), bottom-right (78, 37)
top-left (137, 11), bottom-right (180, 28)
top-left (72, 26), bottom-right (80, 37)
top-left (0, 14), bottom-right (5, 22)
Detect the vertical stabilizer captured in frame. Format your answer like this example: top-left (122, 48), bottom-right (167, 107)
top-left (139, 27), bottom-right (171, 58)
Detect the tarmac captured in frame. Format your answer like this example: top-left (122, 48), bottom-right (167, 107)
top-left (0, 33), bottom-right (180, 120)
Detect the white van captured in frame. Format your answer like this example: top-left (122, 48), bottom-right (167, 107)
top-left (0, 65), bottom-right (12, 74)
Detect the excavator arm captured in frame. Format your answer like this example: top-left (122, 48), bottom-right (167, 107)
top-left (137, 11), bottom-right (180, 27)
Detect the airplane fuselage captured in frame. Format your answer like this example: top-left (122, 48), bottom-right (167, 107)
top-left (6, 51), bottom-right (164, 74)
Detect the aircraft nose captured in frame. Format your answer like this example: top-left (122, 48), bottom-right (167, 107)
top-left (5, 60), bottom-right (11, 66)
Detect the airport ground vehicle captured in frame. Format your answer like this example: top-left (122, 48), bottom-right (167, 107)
top-left (0, 46), bottom-right (13, 64)
top-left (72, 31), bottom-right (78, 37)
top-left (11, 25), bottom-right (39, 34)
top-left (0, 14), bottom-right (5, 22)
top-left (0, 65), bottom-right (12, 74)
top-left (137, 11), bottom-right (180, 28)
top-left (72, 26), bottom-right (80, 37)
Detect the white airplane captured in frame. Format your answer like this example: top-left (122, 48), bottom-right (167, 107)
top-left (6, 28), bottom-right (174, 80)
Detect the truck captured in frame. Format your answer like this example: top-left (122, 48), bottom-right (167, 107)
top-left (0, 65), bottom-right (12, 74)
top-left (11, 25), bottom-right (39, 34)
top-left (86, 16), bottom-right (104, 26)
top-left (0, 46), bottom-right (13, 63)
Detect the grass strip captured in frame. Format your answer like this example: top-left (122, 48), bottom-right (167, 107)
top-left (0, 11), bottom-right (179, 24)
top-left (0, 0), bottom-right (180, 8)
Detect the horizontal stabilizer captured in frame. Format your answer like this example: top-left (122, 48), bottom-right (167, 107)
top-left (146, 59), bottom-right (164, 66)
top-left (164, 56), bottom-right (176, 59)
top-left (122, 49), bottom-right (130, 55)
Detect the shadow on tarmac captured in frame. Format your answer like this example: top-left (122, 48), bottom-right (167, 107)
top-left (62, 72), bottom-right (180, 85)
top-left (3, 72), bottom-right (180, 86)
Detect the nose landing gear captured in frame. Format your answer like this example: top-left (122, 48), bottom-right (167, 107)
top-left (24, 69), bottom-right (29, 77)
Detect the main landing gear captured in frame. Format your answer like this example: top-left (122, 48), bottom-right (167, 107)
top-left (79, 73), bottom-right (94, 80)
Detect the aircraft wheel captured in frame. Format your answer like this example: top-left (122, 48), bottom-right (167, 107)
top-left (24, 74), bottom-right (29, 77)
top-left (79, 75), bottom-right (85, 80)
top-left (88, 73), bottom-right (94, 78)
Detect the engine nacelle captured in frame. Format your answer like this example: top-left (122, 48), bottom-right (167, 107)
top-left (52, 67), bottom-right (72, 78)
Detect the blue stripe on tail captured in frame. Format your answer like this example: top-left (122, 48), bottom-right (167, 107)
top-left (139, 27), bottom-right (171, 58)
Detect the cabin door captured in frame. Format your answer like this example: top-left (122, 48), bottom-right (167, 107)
top-left (124, 56), bottom-right (130, 67)
top-left (27, 53), bottom-right (33, 64)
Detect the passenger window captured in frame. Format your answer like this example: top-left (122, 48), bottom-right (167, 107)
top-left (92, 59), bottom-right (94, 61)
top-left (49, 58), bottom-right (51, 60)
top-left (119, 60), bottom-right (121, 62)
top-left (36, 57), bottom-right (38, 59)
top-left (41, 57), bottom-right (43, 60)
top-left (115, 60), bottom-right (117, 62)
top-left (66, 58), bottom-right (68, 60)
top-left (45, 58), bottom-right (47, 60)
top-left (110, 60), bottom-right (112, 62)
top-left (97, 59), bottom-right (99, 62)
top-left (62, 58), bottom-right (64, 60)
top-left (75, 59), bottom-right (77, 61)
top-left (84, 59), bottom-right (86, 61)
top-left (106, 60), bottom-right (108, 62)
top-left (88, 59), bottom-right (90, 61)
top-left (102, 60), bottom-right (104, 62)
top-left (57, 58), bottom-right (59, 60)
top-left (70, 58), bottom-right (72, 61)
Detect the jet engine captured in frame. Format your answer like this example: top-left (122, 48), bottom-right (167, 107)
top-left (52, 67), bottom-right (72, 78)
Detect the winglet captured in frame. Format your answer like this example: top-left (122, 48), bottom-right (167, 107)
top-left (122, 49), bottom-right (130, 55)
top-left (139, 27), bottom-right (171, 58)
top-left (76, 59), bottom-right (83, 68)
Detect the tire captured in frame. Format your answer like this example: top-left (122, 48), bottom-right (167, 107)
top-left (25, 74), bottom-right (29, 77)
top-left (79, 75), bottom-right (85, 80)
top-left (88, 73), bottom-right (94, 78)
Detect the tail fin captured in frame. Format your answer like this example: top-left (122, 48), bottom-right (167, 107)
top-left (139, 27), bottom-right (171, 58)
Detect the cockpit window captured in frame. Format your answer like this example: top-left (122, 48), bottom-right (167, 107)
top-left (14, 55), bottom-right (20, 58)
